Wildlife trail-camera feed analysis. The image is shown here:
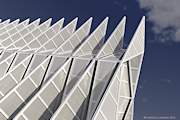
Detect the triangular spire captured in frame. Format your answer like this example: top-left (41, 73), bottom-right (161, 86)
top-left (5, 18), bottom-right (52, 50)
top-left (54, 17), bottom-right (92, 54)
top-left (122, 16), bottom-right (145, 62)
top-left (0, 19), bottom-right (11, 29)
top-left (96, 16), bottom-right (126, 58)
top-left (36, 17), bottom-right (78, 53)
top-left (73, 17), bottom-right (108, 57)
top-left (19, 18), bottom-right (64, 51)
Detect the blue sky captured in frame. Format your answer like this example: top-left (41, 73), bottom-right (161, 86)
top-left (0, 0), bottom-right (179, 119)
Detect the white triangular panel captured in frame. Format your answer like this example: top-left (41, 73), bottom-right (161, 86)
top-left (20, 18), bottom-right (64, 51)
top-left (61, 57), bottom-right (92, 101)
top-left (122, 17), bottom-right (145, 62)
top-left (6, 18), bottom-right (52, 50)
top-left (124, 101), bottom-right (134, 120)
top-left (86, 60), bottom-right (118, 120)
top-left (14, 58), bottom-right (72, 120)
top-left (15, 19), bottom-right (30, 30)
top-left (129, 54), bottom-right (144, 98)
top-left (4, 18), bottom-right (64, 73)
top-left (0, 19), bottom-right (20, 35)
top-left (0, 56), bottom-right (51, 119)
top-left (0, 19), bottom-right (30, 42)
top-left (36, 18), bottom-right (78, 53)
top-left (42, 18), bottom-right (92, 84)
top-left (9, 52), bottom-right (32, 71)
top-left (0, 52), bottom-right (17, 78)
top-left (0, 19), bottom-right (42, 76)
top-left (73, 17), bottom-right (108, 57)
top-left (55, 17), bottom-right (92, 54)
top-left (51, 60), bottom-right (95, 120)
top-left (0, 19), bottom-right (11, 30)
top-left (0, 55), bottom-right (33, 100)
top-left (19, 18), bottom-right (77, 79)
top-left (0, 18), bottom-right (41, 49)
top-left (91, 60), bottom-right (132, 120)
top-left (96, 17), bottom-right (126, 58)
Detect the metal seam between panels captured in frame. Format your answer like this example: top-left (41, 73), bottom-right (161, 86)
top-left (6, 53), bottom-right (18, 73)
top-left (91, 62), bottom-right (120, 119)
top-left (21, 54), bottom-right (34, 80)
top-left (85, 60), bottom-right (98, 120)
top-left (122, 61), bottom-right (132, 120)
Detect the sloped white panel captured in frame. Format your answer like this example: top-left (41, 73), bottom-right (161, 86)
top-left (6, 19), bottom-right (64, 69)
top-left (58, 17), bottom-right (107, 102)
top-left (0, 50), bottom-right (14, 62)
top-left (61, 57), bottom-right (92, 101)
top-left (85, 17), bottom-right (127, 120)
top-left (20, 19), bottom-right (77, 80)
top-left (51, 60), bottom-right (95, 120)
top-left (117, 63), bottom-right (132, 117)
top-left (6, 19), bottom-right (64, 72)
top-left (91, 61), bottom-right (132, 120)
top-left (124, 101), bottom-right (134, 120)
top-left (0, 51), bottom-right (31, 79)
top-left (0, 18), bottom-right (40, 49)
top-left (6, 18), bottom-right (52, 50)
top-left (0, 55), bottom-right (33, 100)
top-left (96, 17), bottom-right (126, 59)
top-left (8, 52), bottom-right (32, 71)
top-left (86, 60), bottom-right (117, 120)
top-left (0, 19), bottom-right (42, 77)
top-left (22, 54), bottom-right (49, 78)
top-left (129, 54), bottom-right (144, 98)
top-left (55, 17), bottom-right (92, 54)
top-left (0, 56), bottom-right (51, 119)
top-left (91, 17), bottom-right (145, 120)
top-left (43, 18), bottom-right (92, 83)
top-left (122, 17), bottom-right (145, 62)
top-left (0, 19), bottom-right (20, 35)
top-left (14, 58), bottom-right (72, 120)
top-left (4, 19), bottom-right (20, 31)
top-left (0, 19), bottom-right (30, 41)
top-left (73, 17), bottom-right (108, 57)
top-left (36, 18), bottom-right (78, 53)
top-left (20, 18), bottom-right (64, 51)
top-left (15, 19), bottom-right (30, 31)
top-left (0, 19), bottom-right (11, 30)
top-left (0, 52), bottom-right (17, 78)
top-left (53, 17), bottom-right (98, 100)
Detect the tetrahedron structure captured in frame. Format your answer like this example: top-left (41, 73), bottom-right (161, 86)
top-left (0, 17), bottom-right (145, 120)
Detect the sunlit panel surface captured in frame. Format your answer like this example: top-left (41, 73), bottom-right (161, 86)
top-left (0, 17), bottom-right (145, 120)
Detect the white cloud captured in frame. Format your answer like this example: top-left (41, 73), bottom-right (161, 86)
top-left (137, 0), bottom-right (180, 42)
